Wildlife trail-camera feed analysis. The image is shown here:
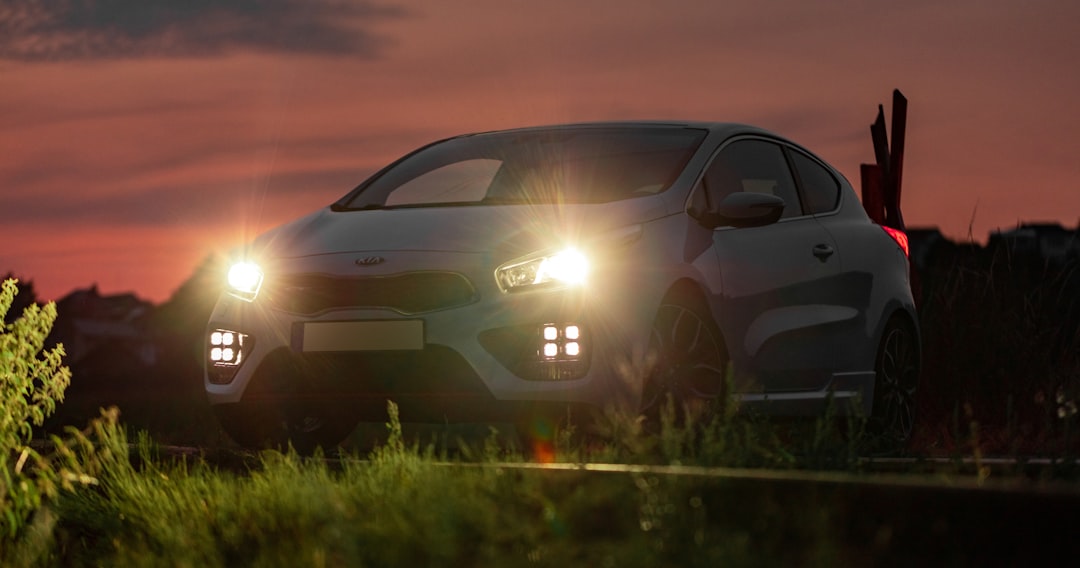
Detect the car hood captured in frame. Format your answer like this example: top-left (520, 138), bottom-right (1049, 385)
top-left (253, 199), bottom-right (667, 261)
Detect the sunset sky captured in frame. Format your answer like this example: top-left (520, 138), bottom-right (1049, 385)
top-left (2, 0), bottom-right (1078, 303)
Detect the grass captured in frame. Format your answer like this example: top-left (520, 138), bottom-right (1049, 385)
top-left (7, 400), bottom-right (1080, 566)
top-left (913, 244), bottom-right (1080, 457)
top-left (8, 245), bottom-right (1080, 564)
top-left (3, 398), bottom-right (910, 567)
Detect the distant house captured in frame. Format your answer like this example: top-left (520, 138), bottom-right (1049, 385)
top-left (905, 226), bottom-right (988, 270)
top-left (988, 222), bottom-right (1080, 265)
top-left (905, 227), bottom-right (949, 270)
top-left (49, 285), bottom-right (158, 369)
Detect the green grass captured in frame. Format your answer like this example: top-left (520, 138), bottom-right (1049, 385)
top-left (5, 397), bottom-right (1080, 566)
top-left (8, 403), bottom-right (850, 567)
top-left (7, 247), bottom-right (1080, 565)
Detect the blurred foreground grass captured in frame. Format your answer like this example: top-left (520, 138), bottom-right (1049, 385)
top-left (7, 401), bottom-right (1080, 566)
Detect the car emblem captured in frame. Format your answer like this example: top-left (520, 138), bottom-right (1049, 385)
top-left (355, 256), bottom-right (385, 266)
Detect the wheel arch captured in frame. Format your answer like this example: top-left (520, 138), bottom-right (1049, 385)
top-left (877, 305), bottom-right (922, 367)
top-left (658, 277), bottom-right (731, 355)
top-left (867, 305), bottom-right (922, 450)
top-left (660, 277), bottom-right (711, 307)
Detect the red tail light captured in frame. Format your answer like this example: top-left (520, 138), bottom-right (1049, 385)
top-left (881, 226), bottom-right (909, 258)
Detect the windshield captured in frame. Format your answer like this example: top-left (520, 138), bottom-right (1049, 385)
top-left (337, 126), bottom-right (707, 209)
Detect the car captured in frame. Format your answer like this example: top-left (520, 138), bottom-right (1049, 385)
top-left (205, 121), bottom-right (920, 451)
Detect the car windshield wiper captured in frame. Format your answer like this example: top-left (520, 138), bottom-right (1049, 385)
top-left (333, 198), bottom-right (533, 211)
top-left (480, 196), bottom-right (531, 205)
top-left (331, 202), bottom-right (386, 212)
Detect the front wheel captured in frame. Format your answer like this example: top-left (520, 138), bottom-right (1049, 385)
top-left (869, 318), bottom-right (920, 451)
top-left (640, 297), bottom-right (730, 424)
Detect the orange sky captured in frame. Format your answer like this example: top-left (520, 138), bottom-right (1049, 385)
top-left (2, 0), bottom-right (1079, 303)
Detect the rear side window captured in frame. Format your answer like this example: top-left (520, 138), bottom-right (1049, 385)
top-left (789, 151), bottom-right (840, 214)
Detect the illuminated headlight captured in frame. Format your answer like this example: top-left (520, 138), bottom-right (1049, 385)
top-left (496, 248), bottom-right (589, 292)
top-left (226, 261), bottom-right (264, 302)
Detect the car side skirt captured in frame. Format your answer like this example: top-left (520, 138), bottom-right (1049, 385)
top-left (736, 371), bottom-right (875, 417)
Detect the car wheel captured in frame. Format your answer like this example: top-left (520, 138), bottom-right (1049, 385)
top-left (215, 400), bottom-right (358, 454)
top-left (869, 318), bottom-right (920, 450)
top-left (640, 297), bottom-right (729, 423)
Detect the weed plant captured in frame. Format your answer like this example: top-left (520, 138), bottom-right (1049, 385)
top-left (6, 398), bottom-right (1075, 565)
top-left (915, 245), bottom-right (1080, 456)
top-left (1, 279), bottom-right (121, 561)
top-left (10, 402), bottom-right (859, 566)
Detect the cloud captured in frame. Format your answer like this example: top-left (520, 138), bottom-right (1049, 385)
top-left (0, 0), bottom-right (403, 61)
top-left (0, 168), bottom-right (352, 230)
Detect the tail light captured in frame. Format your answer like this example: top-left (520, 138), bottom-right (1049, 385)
top-left (881, 226), bottom-right (909, 258)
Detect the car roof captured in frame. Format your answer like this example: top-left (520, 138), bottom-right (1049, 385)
top-left (459, 121), bottom-right (780, 140)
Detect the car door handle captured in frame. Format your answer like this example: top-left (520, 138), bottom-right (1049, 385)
top-left (812, 243), bottom-right (835, 260)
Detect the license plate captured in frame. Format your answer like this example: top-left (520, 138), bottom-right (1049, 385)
top-left (300, 320), bottom-right (424, 352)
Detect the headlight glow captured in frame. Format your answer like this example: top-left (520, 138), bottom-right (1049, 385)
top-left (496, 248), bottom-right (589, 292)
top-left (226, 261), bottom-right (264, 301)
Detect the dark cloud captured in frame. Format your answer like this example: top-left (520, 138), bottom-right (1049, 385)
top-left (0, 155), bottom-right (376, 229)
top-left (0, 0), bottom-right (403, 61)
top-left (0, 169), bottom-right (349, 228)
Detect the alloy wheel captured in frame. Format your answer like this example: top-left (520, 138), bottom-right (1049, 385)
top-left (641, 301), bottom-right (729, 421)
top-left (871, 321), bottom-right (920, 448)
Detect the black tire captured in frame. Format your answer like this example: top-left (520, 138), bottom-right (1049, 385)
top-left (869, 318), bottom-right (920, 451)
top-left (215, 399), bottom-right (358, 454)
top-left (640, 296), bottom-right (730, 424)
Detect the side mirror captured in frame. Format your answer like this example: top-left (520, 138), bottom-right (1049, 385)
top-left (698, 192), bottom-right (785, 229)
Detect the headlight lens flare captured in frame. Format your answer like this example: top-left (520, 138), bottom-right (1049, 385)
top-left (226, 262), bottom-right (264, 301)
top-left (496, 248), bottom-right (589, 292)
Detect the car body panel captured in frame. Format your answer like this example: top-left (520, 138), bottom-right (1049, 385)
top-left (710, 215), bottom-right (843, 394)
top-left (205, 121), bottom-right (918, 427)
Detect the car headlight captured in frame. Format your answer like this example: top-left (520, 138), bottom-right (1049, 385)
top-left (496, 247), bottom-right (589, 292)
top-left (226, 261), bottom-right (264, 302)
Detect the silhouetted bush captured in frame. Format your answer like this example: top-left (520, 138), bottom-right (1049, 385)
top-left (915, 245), bottom-right (1080, 454)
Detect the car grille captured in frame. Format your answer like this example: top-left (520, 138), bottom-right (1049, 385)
top-left (240, 346), bottom-right (500, 422)
top-left (265, 272), bottom-right (477, 315)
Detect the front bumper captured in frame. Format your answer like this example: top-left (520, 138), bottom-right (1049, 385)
top-left (204, 250), bottom-right (655, 420)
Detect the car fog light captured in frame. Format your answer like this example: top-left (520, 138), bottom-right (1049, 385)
top-left (208, 328), bottom-right (252, 384)
top-left (536, 323), bottom-right (585, 362)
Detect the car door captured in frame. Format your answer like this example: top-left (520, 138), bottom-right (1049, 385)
top-left (700, 138), bottom-right (845, 393)
top-left (785, 147), bottom-right (876, 377)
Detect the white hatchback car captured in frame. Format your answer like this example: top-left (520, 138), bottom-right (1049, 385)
top-left (206, 122), bottom-right (919, 450)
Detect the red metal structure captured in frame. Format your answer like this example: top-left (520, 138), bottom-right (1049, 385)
top-left (862, 89), bottom-right (908, 231)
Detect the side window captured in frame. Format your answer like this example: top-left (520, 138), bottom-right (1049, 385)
top-left (790, 150), bottom-right (840, 214)
top-left (385, 159), bottom-right (501, 206)
top-left (699, 139), bottom-right (803, 219)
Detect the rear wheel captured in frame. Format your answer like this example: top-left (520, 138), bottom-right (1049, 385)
top-left (640, 297), bottom-right (729, 424)
top-left (869, 318), bottom-right (920, 451)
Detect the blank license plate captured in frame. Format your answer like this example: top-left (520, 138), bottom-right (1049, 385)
top-left (301, 320), bottom-right (424, 352)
